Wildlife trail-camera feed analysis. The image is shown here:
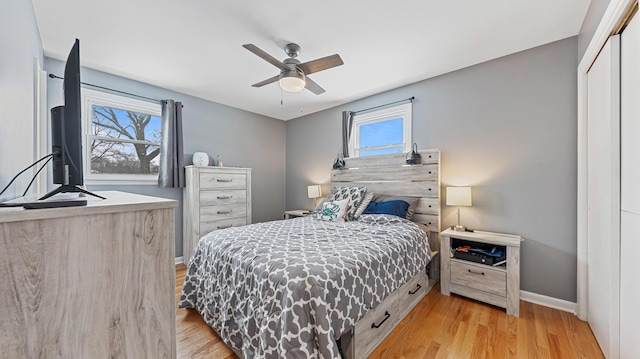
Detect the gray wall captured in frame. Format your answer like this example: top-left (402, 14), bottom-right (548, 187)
top-left (578, 0), bottom-right (611, 60)
top-left (286, 37), bottom-right (579, 302)
top-left (0, 0), bottom-right (43, 201)
top-left (45, 57), bottom-right (287, 257)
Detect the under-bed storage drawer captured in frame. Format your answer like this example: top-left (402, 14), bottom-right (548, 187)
top-left (353, 291), bottom-right (399, 359)
top-left (398, 270), bottom-right (428, 318)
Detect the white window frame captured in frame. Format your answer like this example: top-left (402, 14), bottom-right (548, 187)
top-left (348, 102), bottom-right (412, 157)
top-left (81, 88), bottom-right (162, 185)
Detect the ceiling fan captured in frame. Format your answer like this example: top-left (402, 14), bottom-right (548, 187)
top-left (243, 43), bottom-right (343, 95)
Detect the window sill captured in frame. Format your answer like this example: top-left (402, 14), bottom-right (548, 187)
top-left (85, 175), bottom-right (159, 186)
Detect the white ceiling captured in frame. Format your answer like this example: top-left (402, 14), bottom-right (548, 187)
top-left (32, 0), bottom-right (591, 121)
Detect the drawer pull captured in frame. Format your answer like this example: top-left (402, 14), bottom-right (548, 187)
top-left (217, 196), bottom-right (233, 199)
top-left (371, 311), bottom-right (391, 329)
top-left (468, 269), bottom-right (485, 276)
top-left (217, 210), bottom-right (233, 214)
top-left (217, 224), bottom-right (233, 229)
top-left (217, 179), bottom-right (233, 182)
top-left (408, 283), bottom-right (422, 295)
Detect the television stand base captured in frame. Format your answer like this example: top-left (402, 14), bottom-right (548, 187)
top-left (39, 185), bottom-right (106, 201)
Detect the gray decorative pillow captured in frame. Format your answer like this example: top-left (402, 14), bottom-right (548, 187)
top-left (371, 194), bottom-right (420, 220)
top-left (353, 192), bottom-right (374, 219)
top-left (332, 186), bottom-right (367, 221)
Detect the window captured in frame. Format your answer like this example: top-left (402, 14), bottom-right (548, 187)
top-left (348, 102), bottom-right (412, 157)
top-left (82, 89), bottom-right (162, 185)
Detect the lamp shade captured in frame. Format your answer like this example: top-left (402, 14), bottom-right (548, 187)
top-left (307, 185), bottom-right (322, 199)
top-left (446, 187), bottom-right (472, 206)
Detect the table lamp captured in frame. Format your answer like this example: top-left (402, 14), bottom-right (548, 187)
top-left (446, 186), bottom-right (472, 231)
top-left (307, 185), bottom-right (322, 209)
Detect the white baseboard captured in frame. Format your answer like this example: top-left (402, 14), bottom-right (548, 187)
top-left (520, 290), bottom-right (577, 314)
top-left (175, 256), bottom-right (183, 265)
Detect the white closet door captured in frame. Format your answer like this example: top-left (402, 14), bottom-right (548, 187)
top-left (587, 35), bottom-right (620, 359)
top-left (621, 13), bottom-right (640, 214)
top-left (620, 13), bottom-right (640, 359)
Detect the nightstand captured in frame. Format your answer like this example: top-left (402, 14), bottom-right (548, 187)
top-left (440, 228), bottom-right (522, 317)
top-left (284, 210), bottom-right (311, 219)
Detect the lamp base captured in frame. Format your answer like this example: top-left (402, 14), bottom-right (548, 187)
top-left (452, 224), bottom-right (466, 232)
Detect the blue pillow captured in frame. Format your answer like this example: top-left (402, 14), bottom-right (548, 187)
top-left (363, 200), bottom-right (410, 218)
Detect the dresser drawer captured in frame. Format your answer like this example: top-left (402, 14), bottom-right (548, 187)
top-left (200, 203), bottom-right (247, 221)
top-left (450, 260), bottom-right (506, 297)
top-left (398, 270), bottom-right (428, 318)
top-left (200, 190), bottom-right (247, 206)
top-left (199, 172), bottom-right (247, 190)
top-left (353, 291), bottom-right (399, 358)
top-left (200, 217), bottom-right (247, 234)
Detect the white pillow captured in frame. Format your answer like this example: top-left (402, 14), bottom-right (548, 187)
top-left (320, 198), bottom-right (350, 222)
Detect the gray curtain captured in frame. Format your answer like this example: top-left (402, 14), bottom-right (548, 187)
top-left (341, 111), bottom-right (354, 157)
top-left (158, 100), bottom-right (185, 188)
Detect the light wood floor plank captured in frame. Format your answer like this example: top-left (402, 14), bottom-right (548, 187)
top-left (175, 264), bottom-right (604, 358)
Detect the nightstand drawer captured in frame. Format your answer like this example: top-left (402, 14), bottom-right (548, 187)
top-left (450, 260), bottom-right (506, 297)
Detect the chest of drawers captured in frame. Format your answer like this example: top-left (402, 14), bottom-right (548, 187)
top-left (183, 165), bottom-right (252, 263)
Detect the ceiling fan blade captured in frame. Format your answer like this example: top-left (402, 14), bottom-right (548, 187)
top-left (305, 77), bottom-right (325, 95)
top-left (298, 54), bottom-right (343, 75)
top-left (252, 75), bottom-right (279, 88)
top-left (243, 44), bottom-right (288, 71)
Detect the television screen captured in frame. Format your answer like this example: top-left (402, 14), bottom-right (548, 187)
top-left (41, 39), bottom-right (104, 201)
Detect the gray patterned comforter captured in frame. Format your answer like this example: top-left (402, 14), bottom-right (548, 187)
top-left (179, 214), bottom-right (431, 359)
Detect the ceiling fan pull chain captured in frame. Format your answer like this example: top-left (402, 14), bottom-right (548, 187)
top-left (299, 92), bottom-right (303, 113)
top-left (281, 88), bottom-right (283, 106)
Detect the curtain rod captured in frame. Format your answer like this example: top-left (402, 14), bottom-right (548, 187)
top-left (48, 73), bottom-right (162, 103)
top-left (352, 96), bottom-right (415, 115)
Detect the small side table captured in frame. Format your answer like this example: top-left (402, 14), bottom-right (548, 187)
top-left (284, 210), bottom-right (311, 219)
top-left (440, 228), bottom-right (522, 317)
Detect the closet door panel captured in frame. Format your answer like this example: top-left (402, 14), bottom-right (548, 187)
top-left (586, 35), bottom-right (620, 359)
top-left (621, 12), bottom-right (640, 214)
top-left (621, 14), bottom-right (640, 358)
top-left (620, 211), bottom-right (640, 358)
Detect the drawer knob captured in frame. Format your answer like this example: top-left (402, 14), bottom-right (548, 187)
top-left (218, 210), bottom-right (233, 214)
top-left (468, 269), bottom-right (485, 276)
top-left (371, 311), bottom-right (391, 329)
top-left (217, 224), bottom-right (233, 229)
top-left (217, 196), bottom-right (233, 199)
top-left (408, 283), bottom-right (422, 295)
top-left (217, 179), bottom-right (233, 182)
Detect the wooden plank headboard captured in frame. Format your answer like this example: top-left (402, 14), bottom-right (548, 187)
top-left (330, 149), bottom-right (441, 254)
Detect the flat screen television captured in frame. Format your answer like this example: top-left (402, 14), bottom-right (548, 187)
top-left (40, 39), bottom-right (103, 201)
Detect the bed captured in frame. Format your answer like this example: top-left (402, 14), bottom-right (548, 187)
top-left (179, 149), bottom-right (441, 359)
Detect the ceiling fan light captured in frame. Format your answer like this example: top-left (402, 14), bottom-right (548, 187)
top-left (279, 69), bottom-right (306, 93)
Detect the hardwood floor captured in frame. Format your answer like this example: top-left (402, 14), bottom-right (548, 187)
top-left (175, 264), bottom-right (604, 358)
